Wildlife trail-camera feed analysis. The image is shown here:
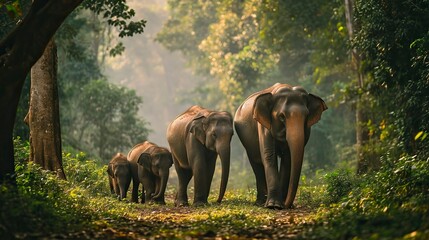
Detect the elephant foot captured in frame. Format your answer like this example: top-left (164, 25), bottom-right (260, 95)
top-left (254, 198), bottom-right (266, 207)
top-left (151, 196), bottom-right (165, 204)
top-left (285, 203), bottom-right (296, 209)
top-left (152, 199), bottom-right (166, 205)
top-left (193, 201), bottom-right (208, 207)
top-left (265, 199), bottom-right (284, 210)
top-left (175, 200), bottom-right (189, 207)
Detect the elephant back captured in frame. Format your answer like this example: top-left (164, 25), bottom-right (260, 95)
top-left (111, 152), bottom-right (127, 164)
top-left (127, 141), bottom-right (156, 162)
top-left (241, 83), bottom-right (293, 104)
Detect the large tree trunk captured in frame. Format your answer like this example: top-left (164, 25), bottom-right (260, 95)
top-left (26, 39), bottom-right (66, 179)
top-left (344, 0), bottom-right (369, 174)
top-left (0, 0), bottom-right (83, 183)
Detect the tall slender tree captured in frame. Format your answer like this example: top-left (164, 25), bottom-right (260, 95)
top-left (0, 0), bottom-right (83, 183)
top-left (344, 0), bottom-right (369, 173)
top-left (25, 39), bottom-right (66, 179)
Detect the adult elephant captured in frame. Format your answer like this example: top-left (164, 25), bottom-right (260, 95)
top-left (234, 83), bottom-right (327, 209)
top-left (107, 153), bottom-right (131, 201)
top-left (127, 141), bottom-right (173, 204)
top-left (167, 105), bottom-right (233, 206)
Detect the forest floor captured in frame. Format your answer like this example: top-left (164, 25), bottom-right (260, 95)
top-left (37, 194), bottom-right (315, 240)
top-left (71, 206), bottom-right (311, 239)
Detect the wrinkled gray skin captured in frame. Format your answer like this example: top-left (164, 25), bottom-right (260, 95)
top-left (107, 153), bottom-right (131, 200)
top-left (167, 105), bottom-right (233, 206)
top-left (127, 141), bottom-right (173, 204)
top-left (234, 83), bottom-right (327, 209)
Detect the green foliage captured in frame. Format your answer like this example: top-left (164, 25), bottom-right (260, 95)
top-left (353, 0), bottom-right (429, 156)
top-left (63, 151), bottom-right (109, 195)
top-left (304, 154), bottom-right (429, 239)
top-left (82, 0), bottom-right (146, 55)
top-left (1, 138), bottom-right (115, 238)
top-left (0, 161), bottom-right (96, 238)
top-left (69, 79), bottom-right (150, 160)
top-left (324, 168), bottom-right (357, 204)
top-left (158, 0), bottom-right (353, 174)
top-left (7, 1), bottom-right (150, 161)
top-left (295, 172), bottom-right (327, 209)
top-left (54, 6), bottom-right (151, 160)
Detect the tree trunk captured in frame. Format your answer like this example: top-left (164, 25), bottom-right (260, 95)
top-left (0, 0), bottom-right (83, 183)
top-left (27, 39), bottom-right (66, 179)
top-left (344, 0), bottom-right (369, 174)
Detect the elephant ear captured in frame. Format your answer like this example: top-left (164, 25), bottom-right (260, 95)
top-left (189, 113), bottom-right (207, 145)
top-left (253, 92), bottom-right (274, 130)
top-left (137, 153), bottom-right (152, 170)
top-left (307, 93), bottom-right (328, 127)
top-left (107, 164), bottom-right (114, 177)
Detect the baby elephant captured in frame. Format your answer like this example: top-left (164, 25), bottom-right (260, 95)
top-left (127, 141), bottom-right (173, 204)
top-left (107, 153), bottom-right (131, 200)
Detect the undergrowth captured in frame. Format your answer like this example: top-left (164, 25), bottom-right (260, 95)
top-left (0, 139), bottom-right (304, 239)
top-left (2, 138), bottom-right (428, 239)
top-left (302, 155), bottom-right (429, 240)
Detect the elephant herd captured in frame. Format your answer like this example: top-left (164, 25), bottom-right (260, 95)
top-left (107, 83), bottom-right (327, 210)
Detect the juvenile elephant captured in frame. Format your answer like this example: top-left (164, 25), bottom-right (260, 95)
top-left (127, 141), bottom-right (173, 204)
top-left (167, 105), bottom-right (233, 206)
top-left (234, 83), bottom-right (327, 209)
top-left (107, 152), bottom-right (131, 200)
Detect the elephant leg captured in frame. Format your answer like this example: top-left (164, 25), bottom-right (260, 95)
top-left (154, 177), bottom-right (161, 197)
top-left (279, 153), bottom-right (291, 203)
top-left (140, 185), bottom-right (145, 203)
top-left (113, 179), bottom-right (120, 196)
top-left (263, 160), bottom-right (283, 209)
top-left (174, 160), bottom-right (192, 207)
top-left (193, 155), bottom-right (215, 206)
top-left (202, 155), bottom-right (217, 202)
top-left (143, 175), bottom-right (155, 203)
top-left (247, 151), bottom-right (267, 206)
top-left (248, 159), bottom-right (267, 206)
top-left (109, 176), bottom-right (115, 194)
top-left (131, 179), bottom-right (141, 203)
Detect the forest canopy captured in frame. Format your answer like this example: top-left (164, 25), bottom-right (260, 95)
top-left (156, 0), bottom-right (429, 167)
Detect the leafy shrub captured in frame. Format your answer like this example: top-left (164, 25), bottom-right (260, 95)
top-left (0, 139), bottom-right (105, 238)
top-left (296, 172), bottom-right (327, 208)
top-left (0, 162), bottom-right (96, 238)
top-left (305, 154), bottom-right (429, 239)
top-left (63, 151), bottom-right (109, 196)
top-left (13, 137), bottom-right (30, 164)
top-left (324, 168), bottom-right (357, 204)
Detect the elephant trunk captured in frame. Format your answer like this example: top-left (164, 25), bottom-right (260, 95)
top-left (152, 169), bottom-right (169, 201)
top-left (117, 175), bottom-right (131, 200)
top-left (119, 184), bottom-right (126, 200)
top-left (284, 117), bottom-right (305, 209)
top-left (217, 145), bottom-right (230, 203)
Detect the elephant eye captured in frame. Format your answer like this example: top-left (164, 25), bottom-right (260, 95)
top-left (212, 132), bottom-right (217, 138)
top-left (279, 114), bottom-right (285, 122)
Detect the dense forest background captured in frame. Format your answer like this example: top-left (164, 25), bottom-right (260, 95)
top-left (1, 0), bottom-right (428, 239)
top-left (10, 0), bottom-right (428, 175)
